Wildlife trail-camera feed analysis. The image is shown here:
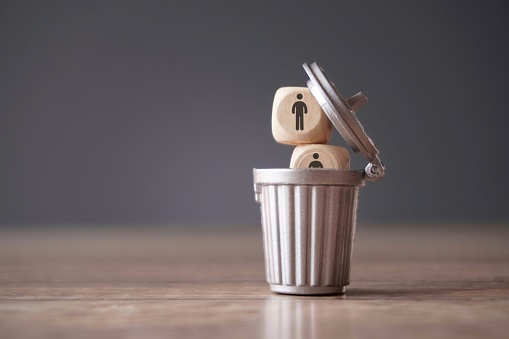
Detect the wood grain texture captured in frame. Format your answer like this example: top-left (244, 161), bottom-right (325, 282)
top-left (0, 224), bottom-right (508, 338)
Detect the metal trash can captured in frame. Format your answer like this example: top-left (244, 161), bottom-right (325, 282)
top-left (254, 169), bottom-right (364, 295)
top-left (253, 63), bottom-right (385, 295)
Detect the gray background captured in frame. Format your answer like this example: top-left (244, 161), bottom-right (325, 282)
top-left (1, 0), bottom-right (508, 226)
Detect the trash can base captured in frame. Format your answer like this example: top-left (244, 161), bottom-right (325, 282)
top-left (270, 284), bottom-right (346, 296)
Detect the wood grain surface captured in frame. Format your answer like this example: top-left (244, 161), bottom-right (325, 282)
top-left (0, 224), bottom-right (508, 338)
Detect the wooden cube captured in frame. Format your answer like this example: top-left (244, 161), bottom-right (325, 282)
top-left (272, 87), bottom-right (332, 145)
top-left (290, 144), bottom-right (350, 169)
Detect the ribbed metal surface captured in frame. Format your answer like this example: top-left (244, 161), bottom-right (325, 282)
top-left (257, 182), bottom-right (360, 293)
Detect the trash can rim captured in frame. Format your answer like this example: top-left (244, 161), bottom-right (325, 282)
top-left (253, 168), bottom-right (365, 187)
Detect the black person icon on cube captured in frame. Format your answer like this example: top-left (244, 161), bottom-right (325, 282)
top-left (308, 153), bottom-right (323, 168)
top-left (292, 93), bottom-right (307, 130)
top-left (272, 87), bottom-right (332, 145)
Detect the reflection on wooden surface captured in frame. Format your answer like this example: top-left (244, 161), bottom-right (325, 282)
top-left (0, 224), bottom-right (508, 338)
top-left (263, 297), bottom-right (354, 339)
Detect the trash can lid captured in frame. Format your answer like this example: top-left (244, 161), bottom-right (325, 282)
top-left (303, 62), bottom-right (384, 180)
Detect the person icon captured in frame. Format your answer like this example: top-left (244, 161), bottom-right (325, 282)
top-left (292, 93), bottom-right (308, 130)
top-left (308, 153), bottom-right (323, 168)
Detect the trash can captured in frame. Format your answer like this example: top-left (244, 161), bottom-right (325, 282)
top-left (254, 168), bottom-right (364, 295)
top-left (253, 63), bottom-right (385, 295)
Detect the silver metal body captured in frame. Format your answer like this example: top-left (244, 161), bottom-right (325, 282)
top-left (254, 169), bottom-right (365, 295)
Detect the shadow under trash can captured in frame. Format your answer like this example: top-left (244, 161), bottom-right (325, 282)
top-left (253, 63), bottom-right (385, 295)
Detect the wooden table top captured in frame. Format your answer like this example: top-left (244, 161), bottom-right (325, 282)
top-left (0, 223), bottom-right (508, 338)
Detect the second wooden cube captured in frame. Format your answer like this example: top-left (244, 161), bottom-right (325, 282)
top-left (290, 144), bottom-right (350, 169)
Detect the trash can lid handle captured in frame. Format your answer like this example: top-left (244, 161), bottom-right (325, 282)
top-left (303, 62), bottom-right (385, 181)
